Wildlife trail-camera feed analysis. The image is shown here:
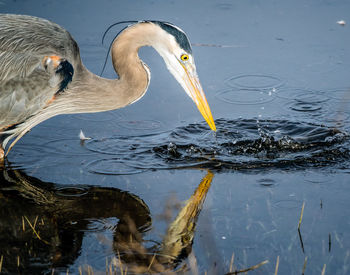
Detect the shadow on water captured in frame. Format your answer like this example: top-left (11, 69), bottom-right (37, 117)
top-left (0, 168), bottom-right (222, 274)
top-left (84, 118), bottom-right (350, 175)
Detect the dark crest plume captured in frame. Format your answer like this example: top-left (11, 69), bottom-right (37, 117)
top-left (100, 20), bottom-right (138, 76)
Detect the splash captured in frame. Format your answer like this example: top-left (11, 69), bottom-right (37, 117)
top-left (85, 119), bottom-right (349, 174)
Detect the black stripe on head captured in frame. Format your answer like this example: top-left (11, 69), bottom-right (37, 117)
top-left (152, 21), bottom-right (192, 54)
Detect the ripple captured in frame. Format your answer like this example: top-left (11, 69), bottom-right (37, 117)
top-left (41, 138), bottom-right (91, 156)
top-left (273, 199), bottom-right (303, 209)
top-left (281, 90), bottom-right (330, 113)
top-left (214, 3), bottom-right (233, 10)
top-left (276, 88), bottom-right (329, 101)
top-left (85, 218), bottom-right (119, 232)
top-left (117, 120), bottom-right (163, 130)
top-left (294, 92), bottom-right (330, 103)
top-left (229, 236), bottom-right (259, 249)
top-left (86, 158), bottom-right (144, 175)
top-left (82, 118), bottom-right (349, 174)
top-left (327, 88), bottom-right (350, 101)
top-left (8, 144), bottom-right (48, 169)
top-left (56, 186), bottom-right (89, 197)
top-left (257, 178), bottom-right (278, 188)
top-left (303, 171), bottom-right (334, 185)
top-left (216, 88), bottom-right (276, 105)
top-left (74, 111), bottom-right (122, 122)
top-left (287, 101), bottom-right (324, 112)
top-left (225, 74), bottom-right (284, 90)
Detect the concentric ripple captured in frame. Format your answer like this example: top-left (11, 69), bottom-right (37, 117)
top-left (280, 89), bottom-right (331, 114)
top-left (216, 88), bottom-right (276, 105)
top-left (84, 119), bottom-right (349, 174)
top-left (225, 74), bottom-right (285, 90)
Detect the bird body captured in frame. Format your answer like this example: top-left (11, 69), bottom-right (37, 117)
top-left (0, 14), bottom-right (215, 160)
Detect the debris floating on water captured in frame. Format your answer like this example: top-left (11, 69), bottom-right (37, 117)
top-left (337, 20), bottom-right (346, 26)
top-left (79, 130), bottom-right (91, 141)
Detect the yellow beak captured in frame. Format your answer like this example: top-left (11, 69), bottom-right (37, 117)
top-left (180, 63), bottom-right (216, 131)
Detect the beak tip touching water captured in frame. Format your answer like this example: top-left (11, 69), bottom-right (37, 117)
top-left (194, 94), bottom-right (216, 132)
top-left (180, 63), bottom-right (216, 132)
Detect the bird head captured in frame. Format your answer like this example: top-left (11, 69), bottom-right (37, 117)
top-left (148, 21), bottom-right (216, 132)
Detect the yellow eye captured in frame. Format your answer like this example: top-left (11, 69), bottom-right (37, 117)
top-left (180, 54), bottom-right (189, 61)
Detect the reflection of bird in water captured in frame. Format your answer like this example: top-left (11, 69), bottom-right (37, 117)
top-left (0, 14), bottom-right (216, 160)
top-left (0, 167), bottom-right (151, 273)
top-left (0, 167), bottom-right (213, 274)
top-left (113, 171), bottom-right (214, 273)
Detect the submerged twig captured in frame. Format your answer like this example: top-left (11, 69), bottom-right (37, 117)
top-left (224, 259), bottom-right (268, 274)
top-left (147, 253), bottom-right (157, 271)
top-left (229, 253), bottom-right (235, 272)
top-left (0, 255), bottom-right (3, 273)
top-left (321, 264), bottom-right (326, 275)
top-left (298, 202), bottom-right (305, 230)
top-left (298, 228), bottom-right (305, 253)
top-left (23, 215), bottom-right (49, 245)
top-left (274, 256), bottom-right (280, 275)
top-left (302, 256), bottom-right (308, 275)
top-left (22, 216), bottom-right (25, 231)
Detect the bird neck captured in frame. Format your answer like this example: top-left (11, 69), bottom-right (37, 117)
top-left (109, 23), bottom-right (160, 104)
top-left (60, 23), bottom-right (163, 114)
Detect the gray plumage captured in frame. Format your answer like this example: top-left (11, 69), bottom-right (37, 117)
top-left (0, 14), bottom-right (81, 146)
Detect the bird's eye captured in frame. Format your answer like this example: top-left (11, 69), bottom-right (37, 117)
top-left (180, 54), bottom-right (189, 61)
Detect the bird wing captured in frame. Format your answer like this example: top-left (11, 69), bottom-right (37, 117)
top-left (0, 14), bottom-right (79, 82)
top-left (0, 14), bottom-right (79, 131)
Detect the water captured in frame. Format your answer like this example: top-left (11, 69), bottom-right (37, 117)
top-left (1, 0), bottom-right (350, 274)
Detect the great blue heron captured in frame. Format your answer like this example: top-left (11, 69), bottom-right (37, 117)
top-left (0, 14), bottom-right (216, 161)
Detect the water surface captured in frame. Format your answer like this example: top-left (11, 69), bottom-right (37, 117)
top-left (1, 0), bottom-right (350, 274)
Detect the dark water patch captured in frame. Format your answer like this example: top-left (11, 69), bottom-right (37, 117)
top-left (0, 168), bottom-right (152, 274)
top-left (84, 119), bottom-right (349, 174)
top-left (225, 74), bottom-right (285, 90)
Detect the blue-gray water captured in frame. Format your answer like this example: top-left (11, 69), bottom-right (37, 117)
top-left (1, 0), bottom-right (350, 274)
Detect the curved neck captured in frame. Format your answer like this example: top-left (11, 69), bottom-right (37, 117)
top-left (51, 23), bottom-right (166, 115)
top-left (110, 23), bottom-right (161, 102)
